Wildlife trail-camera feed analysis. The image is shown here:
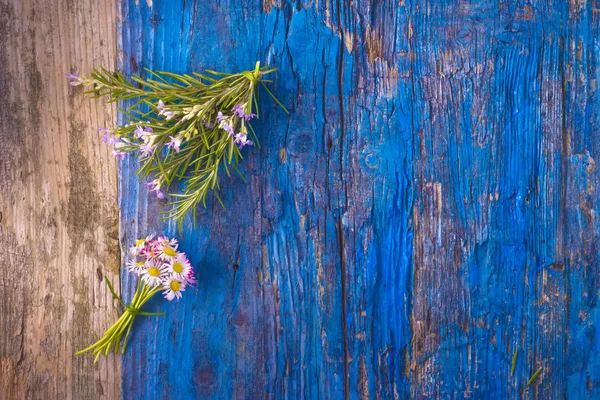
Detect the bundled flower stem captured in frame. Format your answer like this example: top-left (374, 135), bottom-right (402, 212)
top-left (75, 278), bottom-right (164, 363)
top-left (67, 62), bottom-right (287, 228)
top-left (76, 235), bottom-right (195, 362)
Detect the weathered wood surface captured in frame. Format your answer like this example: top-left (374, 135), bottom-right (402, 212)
top-left (117, 0), bottom-right (600, 399)
top-left (0, 0), bottom-right (121, 398)
top-left (2, 0), bottom-right (599, 398)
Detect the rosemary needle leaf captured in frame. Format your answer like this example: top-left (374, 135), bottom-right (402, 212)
top-left (510, 349), bottom-right (518, 376)
top-left (527, 367), bottom-right (543, 386)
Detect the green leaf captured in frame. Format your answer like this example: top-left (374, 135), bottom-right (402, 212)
top-left (104, 277), bottom-right (125, 307)
top-left (510, 349), bottom-right (518, 376)
top-left (527, 367), bottom-right (542, 385)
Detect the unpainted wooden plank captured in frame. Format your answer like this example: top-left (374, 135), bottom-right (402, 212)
top-left (0, 0), bottom-right (120, 398)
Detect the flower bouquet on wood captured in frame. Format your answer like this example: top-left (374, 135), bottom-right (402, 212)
top-left (67, 62), bottom-right (287, 228)
top-left (76, 235), bottom-right (195, 362)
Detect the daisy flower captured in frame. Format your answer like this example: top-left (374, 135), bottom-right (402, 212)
top-left (162, 276), bottom-right (185, 301)
top-left (165, 253), bottom-right (192, 280)
top-left (130, 234), bottom-right (155, 256)
top-left (156, 235), bottom-right (178, 250)
top-left (140, 245), bottom-right (158, 260)
top-left (140, 260), bottom-right (167, 287)
top-left (185, 268), bottom-right (197, 286)
top-left (126, 258), bottom-right (148, 275)
top-left (157, 245), bottom-right (178, 261)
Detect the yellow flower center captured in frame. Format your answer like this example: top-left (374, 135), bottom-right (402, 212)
top-left (136, 261), bottom-right (145, 267)
top-left (135, 238), bottom-right (146, 246)
top-left (173, 261), bottom-right (183, 273)
top-left (170, 280), bottom-right (181, 292)
top-left (163, 247), bottom-right (177, 257)
top-left (148, 267), bottom-right (161, 277)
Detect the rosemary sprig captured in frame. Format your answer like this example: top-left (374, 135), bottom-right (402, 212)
top-left (70, 62), bottom-right (287, 228)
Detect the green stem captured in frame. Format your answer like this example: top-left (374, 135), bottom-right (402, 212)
top-left (75, 280), bottom-right (164, 361)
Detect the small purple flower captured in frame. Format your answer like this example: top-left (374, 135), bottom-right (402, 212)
top-left (144, 181), bottom-right (156, 191)
top-left (232, 104), bottom-right (256, 121)
top-left (216, 111), bottom-right (224, 123)
top-left (157, 100), bottom-right (165, 114)
top-left (66, 72), bottom-right (83, 86)
top-left (167, 136), bottom-right (181, 153)
top-left (232, 104), bottom-right (245, 118)
top-left (145, 179), bottom-right (165, 199)
top-left (144, 126), bottom-right (154, 134)
top-left (222, 123), bottom-right (234, 136)
top-left (157, 100), bottom-right (173, 119)
top-left (134, 125), bottom-right (145, 138)
top-left (203, 119), bottom-right (214, 129)
top-left (112, 149), bottom-right (127, 160)
top-left (99, 128), bottom-right (119, 146)
top-left (98, 127), bottom-right (110, 140)
top-left (234, 133), bottom-right (253, 149)
top-left (107, 136), bottom-right (119, 146)
top-left (139, 144), bottom-right (155, 157)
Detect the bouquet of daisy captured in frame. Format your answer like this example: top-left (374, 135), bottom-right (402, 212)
top-left (76, 235), bottom-right (195, 362)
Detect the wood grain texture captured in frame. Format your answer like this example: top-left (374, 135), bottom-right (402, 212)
top-left (115, 0), bottom-right (600, 399)
top-left (0, 0), bottom-right (121, 398)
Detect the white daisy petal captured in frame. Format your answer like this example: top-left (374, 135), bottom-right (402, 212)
top-left (156, 235), bottom-right (178, 250)
top-left (165, 253), bottom-right (192, 280)
top-left (130, 234), bottom-right (155, 256)
top-left (140, 260), bottom-right (167, 287)
top-left (162, 276), bottom-right (185, 301)
top-left (154, 236), bottom-right (179, 261)
top-left (157, 246), bottom-right (178, 261)
top-left (126, 258), bottom-right (148, 275)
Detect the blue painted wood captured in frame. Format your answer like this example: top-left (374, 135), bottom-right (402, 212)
top-left (117, 0), bottom-right (600, 398)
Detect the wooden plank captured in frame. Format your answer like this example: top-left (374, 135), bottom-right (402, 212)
top-left (409, 1), bottom-right (600, 399)
top-left (117, 0), bottom-right (600, 399)
top-left (0, 0), bottom-right (120, 398)
top-left (118, 0), bottom-right (413, 398)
